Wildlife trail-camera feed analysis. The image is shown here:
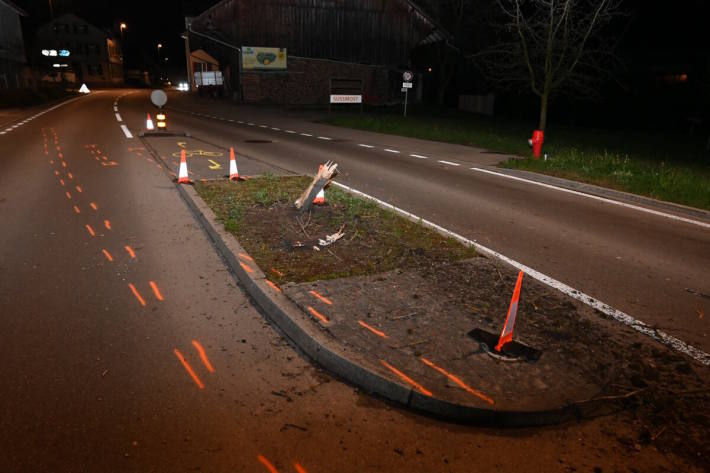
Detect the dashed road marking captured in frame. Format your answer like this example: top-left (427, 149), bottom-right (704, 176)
top-left (358, 144), bottom-right (374, 148)
top-left (317, 136), bottom-right (332, 140)
top-left (410, 154), bottom-right (429, 159)
top-left (300, 133), bottom-right (312, 137)
top-left (115, 113), bottom-right (122, 122)
top-left (384, 148), bottom-right (400, 154)
top-left (438, 160), bottom-right (460, 166)
top-left (120, 125), bottom-right (133, 138)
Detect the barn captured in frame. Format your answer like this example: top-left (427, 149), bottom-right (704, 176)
top-left (186, 0), bottom-right (449, 105)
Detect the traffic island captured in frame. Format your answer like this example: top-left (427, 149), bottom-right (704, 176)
top-left (180, 174), bottom-right (709, 458)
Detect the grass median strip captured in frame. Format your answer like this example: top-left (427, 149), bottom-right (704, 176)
top-left (195, 174), bottom-right (476, 283)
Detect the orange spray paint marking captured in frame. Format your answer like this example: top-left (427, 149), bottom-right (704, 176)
top-left (75, 186), bottom-right (82, 193)
top-left (54, 170), bottom-right (59, 176)
top-left (309, 290), bottom-right (333, 305)
top-left (358, 320), bottom-right (388, 339)
top-left (65, 191), bottom-right (71, 200)
top-left (293, 463), bottom-right (308, 473)
top-left (56, 146), bottom-right (61, 151)
top-left (124, 245), bottom-right (136, 259)
top-left (307, 306), bottom-right (329, 324)
top-left (266, 280), bottom-right (282, 293)
top-left (67, 172), bottom-right (73, 179)
top-left (256, 455), bottom-right (279, 473)
top-left (128, 283), bottom-right (146, 307)
top-left (239, 261), bottom-right (254, 273)
top-left (95, 156), bottom-right (100, 161)
top-left (59, 179), bottom-right (65, 186)
top-left (85, 224), bottom-right (95, 237)
top-left (173, 348), bottom-right (205, 389)
top-left (61, 161), bottom-right (66, 168)
top-left (379, 359), bottom-right (432, 397)
top-left (270, 268), bottom-right (284, 277)
top-left (191, 340), bottom-right (215, 373)
top-left (90, 202), bottom-right (98, 210)
top-left (238, 252), bottom-right (254, 262)
top-left (49, 160), bottom-right (54, 164)
top-left (102, 249), bottom-right (114, 262)
top-left (102, 156), bottom-right (108, 161)
top-left (104, 220), bottom-right (111, 230)
top-left (148, 281), bottom-right (164, 301)
top-left (420, 357), bottom-right (494, 405)
top-left (44, 150), bottom-right (49, 155)
top-left (73, 205), bottom-right (80, 214)
top-left (58, 153), bottom-right (63, 158)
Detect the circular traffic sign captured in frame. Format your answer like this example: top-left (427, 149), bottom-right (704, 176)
top-left (403, 71), bottom-right (413, 82)
top-left (150, 89), bottom-right (168, 108)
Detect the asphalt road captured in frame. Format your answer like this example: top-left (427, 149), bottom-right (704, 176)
top-left (0, 89), bottom-right (704, 472)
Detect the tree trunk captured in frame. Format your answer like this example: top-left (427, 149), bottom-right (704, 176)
top-left (538, 91), bottom-right (549, 131)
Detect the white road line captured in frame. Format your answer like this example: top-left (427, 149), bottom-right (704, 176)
top-left (470, 167), bottom-right (710, 230)
top-left (285, 130), bottom-right (296, 134)
top-left (228, 119), bottom-right (235, 122)
top-left (438, 160), bottom-right (460, 166)
top-left (317, 136), bottom-right (332, 140)
top-left (237, 121), bottom-right (244, 124)
top-left (271, 127), bottom-right (281, 131)
top-left (0, 132), bottom-right (5, 135)
top-left (247, 122), bottom-right (255, 126)
top-left (120, 125), bottom-right (133, 138)
top-left (113, 106), bottom-right (118, 112)
top-left (301, 133), bottom-right (313, 137)
top-left (332, 181), bottom-right (710, 366)
top-left (410, 154), bottom-right (429, 159)
top-left (384, 148), bottom-right (400, 154)
top-left (115, 113), bottom-right (122, 122)
top-left (259, 125), bottom-right (268, 128)
top-left (358, 144), bottom-right (374, 148)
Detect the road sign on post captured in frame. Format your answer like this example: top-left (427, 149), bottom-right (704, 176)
top-left (402, 71), bottom-right (413, 117)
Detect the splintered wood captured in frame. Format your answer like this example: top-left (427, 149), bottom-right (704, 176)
top-left (294, 161), bottom-right (338, 212)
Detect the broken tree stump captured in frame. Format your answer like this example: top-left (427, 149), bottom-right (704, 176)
top-left (295, 161), bottom-right (338, 213)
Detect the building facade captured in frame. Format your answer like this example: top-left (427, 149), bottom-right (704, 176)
top-left (0, 0), bottom-right (27, 90)
top-left (35, 13), bottom-right (123, 86)
top-left (188, 0), bottom-right (447, 104)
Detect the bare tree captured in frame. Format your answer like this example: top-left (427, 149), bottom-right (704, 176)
top-left (475, 0), bottom-right (625, 131)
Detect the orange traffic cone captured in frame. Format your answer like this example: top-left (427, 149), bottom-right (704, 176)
top-left (146, 113), bottom-right (154, 130)
top-left (229, 147), bottom-right (239, 181)
top-left (495, 270), bottom-right (524, 352)
top-left (177, 149), bottom-right (190, 184)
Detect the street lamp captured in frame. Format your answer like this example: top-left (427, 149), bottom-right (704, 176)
top-left (157, 43), bottom-right (162, 53)
top-left (119, 23), bottom-right (126, 41)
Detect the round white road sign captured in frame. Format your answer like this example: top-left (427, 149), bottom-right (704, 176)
top-left (403, 71), bottom-right (413, 82)
top-left (150, 89), bottom-right (168, 108)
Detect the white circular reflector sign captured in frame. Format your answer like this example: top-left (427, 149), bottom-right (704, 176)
top-left (150, 89), bottom-right (168, 108)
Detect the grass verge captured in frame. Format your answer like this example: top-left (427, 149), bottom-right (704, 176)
top-left (324, 110), bottom-right (710, 211)
top-left (195, 175), bottom-right (476, 283)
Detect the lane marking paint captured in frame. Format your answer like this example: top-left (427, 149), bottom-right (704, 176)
top-left (358, 320), bottom-right (388, 339)
top-left (67, 172), bottom-right (73, 179)
top-left (54, 170), bottom-right (59, 176)
top-left (90, 202), bottom-right (98, 210)
top-left (59, 179), bottom-right (65, 186)
top-left (113, 106), bottom-right (118, 112)
top-left (259, 125), bottom-right (268, 128)
top-left (257, 455), bottom-right (279, 473)
top-left (128, 283), bottom-right (146, 306)
top-left (73, 205), bottom-right (80, 214)
top-left (102, 249), bottom-right (114, 262)
top-left (271, 127), bottom-right (281, 131)
top-left (174, 348), bottom-right (205, 389)
top-left (420, 357), bottom-right (494, 405)
top-left (308, 290), bottom-right (333, 305)
top-left (317, 136), bottom-right (332, 141)
top-left (115, 113), bottom-right (122, 122)
top-left (285, 130), bottom-right (296, 134)
top-left (247, 122), bottom-right (255, 126)
top-left (384, 148), bottom-right (400, 154)
top-left (61, 161), bottom-right (66, 167)
top-left (191, 340), bottom-right (215, 373)
top-left (270, 268), bottom-right (284, 277)
top-left (438, 160), bottom-right (460, 166)
top-left (410, 154), bottom-right (429, 159)
top-left (470, 167), bottom-right (710, 230)
top-left (104, 219), bottom-right (111, 230)
top-left (379, 359), bottom-right (432, 397)
top-left (266, 280), bottom-right (282, 292)
top-left (333, 181), bottom-right (710, 366)
top-left (307, 306), bottom-right (329, 324)
top-left (149, 281), bottom-right (164, 301)
top-left (358, 144), bottom-right (374, 148)
top-left (120, 125), bottom-right (133, 138)
top-left (300, 133), bottom-right (312, 137)
top-left (124, 245), bottom-right (136, 259)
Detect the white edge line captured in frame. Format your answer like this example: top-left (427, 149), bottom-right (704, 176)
top-left (285, 130), bottom-right (296, 134)
top-left (358, 144), bottom-right (374, 148)
top-left (384, 149), bottom-right (400, 153)
top-left (301, 133), bottom-right (313, 137)
top-left (331, 180), bottom-right (710, 366)
top-left (271, 127), bottom-right (281, 131)
top-left (411, 154), bottom-right (429, 159)
top-left (115, 113), bottom-right (122, 122)
top-left (120, 124), bottom-right (133, 138)
top-left (438, 160), bottom-right (460, 166)
top-left (318, 136), bottom-right (332, 140)
top-left (470, 167), bottom-right (710, 230)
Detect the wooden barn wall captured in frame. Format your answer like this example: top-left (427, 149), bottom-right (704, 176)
top-left (193, 0), bottom-right (435, 66)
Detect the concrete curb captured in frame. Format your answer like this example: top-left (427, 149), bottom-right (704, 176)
top-left (487, 165), bottom-right (710, 223)
top-left (168, 181), bottom-right (619, 427)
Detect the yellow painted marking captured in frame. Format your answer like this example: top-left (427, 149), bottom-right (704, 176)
top-left (208, 159), bottom-right (222, 170)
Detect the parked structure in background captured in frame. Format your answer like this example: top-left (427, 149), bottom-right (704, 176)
top-left (35, 13), bottom-right (123, 87)
top-left (0, 0), bottom-right (28, 90)
top-left (186, 0), bottom-right (449, 105)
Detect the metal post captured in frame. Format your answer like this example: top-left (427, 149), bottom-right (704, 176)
top-left (404, 89), bottom-right (408, 117)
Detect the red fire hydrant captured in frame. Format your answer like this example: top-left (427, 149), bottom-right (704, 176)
top-left (531, 130), bottom-right (544, 159)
